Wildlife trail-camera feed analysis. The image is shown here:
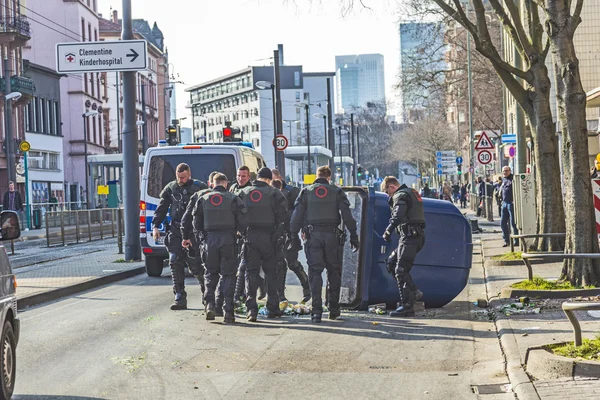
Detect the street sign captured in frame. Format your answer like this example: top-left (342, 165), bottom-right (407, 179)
top-left (477, 150), bottom-right (492, 165)
top-left (509, 145), bottom-right (516, 158)
top-left (437, 169), bottom-right (443, 175)
top-left (273, 135), bottom-right (289, 151)
top-left (474, 131), bottom-right (495, 150)
top-left (19, 140), bottom-right (30, 152)
top-left (501, 134), bottom-right (517, 144)
top-left (456, 156), bottom-right (463, 165)
top-left (56, 40), bottom-right (148, 73)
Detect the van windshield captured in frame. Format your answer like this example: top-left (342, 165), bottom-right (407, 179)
top-left (146, 154), bottom-right (236, 198)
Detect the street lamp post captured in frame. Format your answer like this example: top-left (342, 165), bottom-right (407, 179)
top-left (256, 81), bottom-right (277, 167)
top-left (294, 102), bottom-right (311, 175)
top-left (4, 91), bottom-right (21, 186)
top-left (282, 119), bottom-right (297, 144)
top-left (313, 113), bottom-right (327, 148)
top-left (82, 110), bottom-right (99, 210)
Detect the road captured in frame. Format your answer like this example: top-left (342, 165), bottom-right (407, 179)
top-left (13, 239), bottom-right (512, 400)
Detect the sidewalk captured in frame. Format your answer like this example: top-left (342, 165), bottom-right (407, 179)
top-left (15, 246), bottom-right (145, 310)
top-left (474, 214), bottom-right (600, 399)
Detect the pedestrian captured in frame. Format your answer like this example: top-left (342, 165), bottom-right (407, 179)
top-left (485, 177), bottom-right (494, 221)
top-left (231, 166), bottom-right (266, 303)
top-left (152, 163), bottom-right (208, 310)
top-left (476, 177), bottom-right (484, 217)
top-left (3, 181), bottom-right (23, 213)
top-left (290, 165), bottom-right (360, 323)
top-left (381, 176), bottom-right (426, 317)
top-left (460, 183), bottom-right (467, 208)
top-left (422, 184), bottom-right (431, 198)
top-left (239, 167), bottom-right (288, 321)
top-left (272, 169), bottom-right (311, 304)
top-left (500, 166), bottom-right (519, 248)
top-left (591, 159), bottom-right (600, 179)
top-left (49, 192), bottom-right (59, 211)
top-left (180, 171), bottom-right (220, 309)
top-left (493, 176), bottom-right (502, 217)
top-left (184, 173), bottom-right (247, 323)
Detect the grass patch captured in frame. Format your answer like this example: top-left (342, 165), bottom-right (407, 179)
top-left (491, 252), bottom-right (522, 261)
top-left (547, 335), bottom-right (600, 361)
top-left (511, 276), bottom-right (577, 290)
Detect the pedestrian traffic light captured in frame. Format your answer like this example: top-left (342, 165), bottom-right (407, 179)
top-left (457, 165), bottom-right (462, 175)
top-left (357, 165), bottom-right (363, 177)
top-left (166, 125), bottom-right (178, 145)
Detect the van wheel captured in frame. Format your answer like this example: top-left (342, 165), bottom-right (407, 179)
top-left (145, 256), bottom-right (164, 277)
top-left (0, 321), bottom-right (16, 400)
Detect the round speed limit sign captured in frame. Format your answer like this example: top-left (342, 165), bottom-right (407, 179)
top-left (273, 135), bottom-right (289, 151)
top-left (477, 150), bottom-right (492, 165)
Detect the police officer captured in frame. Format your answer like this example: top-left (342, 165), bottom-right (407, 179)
top-left (152, 163), bottom-right (208, 310)
top-left (181, 171), bottom-right (220, 305)
top-left (381, 176), bottom-right (426, 317)
top-left (239, 167), bottom-right (288, 321)
top-left (290, 166), bottom-right (359, 323)
top-left (272, 169), bottom-right (311, 303)
top-left (185, 173), bottom-right (247, 323)
top-left (231, 166), bottom-right (265, 302)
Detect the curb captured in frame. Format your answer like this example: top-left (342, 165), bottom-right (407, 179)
top-left (486, 259), bottom-right (523, 266)
top-left (500, 287), bottom-right (600, 299)
top-left (525, 345), bottom-right (600, 380)
top-left (17, 266), bottom-right (145, 310)
top-left (481, 242), bottom-right (541, 400)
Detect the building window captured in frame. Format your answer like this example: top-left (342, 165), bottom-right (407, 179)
top-left (81, 18), bottom-right (85, 41)
top-left (88, 23), bottom-right (92, 43)
top-left (296, 92), bottom-right (301, 101)
top-left (49, 153), bottom-right (59, 170)
top-left (40, 98), bottom-right (47, 133)
top-left (294, 71), bottom-right (300, 86)
top-left (54, 102), bottom-right (60, 135)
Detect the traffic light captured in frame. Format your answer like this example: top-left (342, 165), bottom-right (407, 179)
top-left (166, 125), bottom-right (178, 145)
top-left (457, 164), bottom-right (462, 175)
top-left (222, 122), bottom-right (242, 142)
top-left (357, 165), bottom-right (363, 177)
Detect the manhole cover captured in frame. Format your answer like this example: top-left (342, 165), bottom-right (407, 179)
top-left (471, 384), bottom-right (512, 394)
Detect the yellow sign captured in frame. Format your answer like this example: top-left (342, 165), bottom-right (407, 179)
top-left (596, 153), bottom-right (600, 163)
top-left (303, 174), bottom-right (316, 185)
top-left (339, 178), bottom-right (343, 186)
top-left (97, 185), bottom-right (109, 195)
top-left (19, 141), bottom-right (30, 152)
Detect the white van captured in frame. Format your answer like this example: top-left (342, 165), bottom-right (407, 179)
top-left (140, 142), bottom-right (267, 276)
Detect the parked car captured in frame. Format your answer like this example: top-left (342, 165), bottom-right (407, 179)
top-left (0, 211), bottom-right (21, 400)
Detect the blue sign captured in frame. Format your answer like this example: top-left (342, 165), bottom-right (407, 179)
top-left (456, 156), bottom-right (463, 164)
top-left (436, 151), bottom-right (442, 157)
top-left (417, 173), bottom-right (421, 178)
top-left (437, 169), bottom-right (443, 175)
top-left (502, 134), bottom-right (516, 144)
top-left (437, 164), bottom-right (443, 169)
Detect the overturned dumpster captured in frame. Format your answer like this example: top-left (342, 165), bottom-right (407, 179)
top-left (339, 187), bottom-right (473, 310)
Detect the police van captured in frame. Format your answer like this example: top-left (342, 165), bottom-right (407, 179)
top-left (140, 142), bottom-right (267, 277)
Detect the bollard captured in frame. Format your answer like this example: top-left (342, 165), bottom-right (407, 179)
top-left (99, 210), bottom-right (104, 240)
top-left (117, 208), bottom-right (123, 254)
top-left (45, 211), bottom-right (50, 247)
top-left (111, 209), bottom-right (115, 238)
top-left (75, 211), bottom-right (80, 243)
top-left (60, 211), bottom-right (65, 247)
top-left (87, 210), bottom-right (92, 242)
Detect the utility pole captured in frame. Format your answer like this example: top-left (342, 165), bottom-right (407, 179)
top-left (356, 125), bottom-right (360, 165)
top-left (141, 84), bottom-right (148, 154)
top-left (273, 49), bottom-right (285, 177)
top-left (4, 59), bottom-right (15, 185)
top-left (350, 113), bottom-right (357, 185)
top-left (122, 0), bottom-right (141, 261)
top-left (116, 72), bottom-right (122, 153)
top-left (305, 104), bottom-right (311, 175)
top-left (467, 27), bottom-right (475, 195)
top-left (326, 78), bottom-right (335, 170)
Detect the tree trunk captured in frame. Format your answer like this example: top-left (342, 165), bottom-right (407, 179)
top-left (547, 2), bottom-right (600, 286)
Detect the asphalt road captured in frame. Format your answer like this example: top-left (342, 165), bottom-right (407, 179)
top-left (13, 245), bottom-right (512, 400)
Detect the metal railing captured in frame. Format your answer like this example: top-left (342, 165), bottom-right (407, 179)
top-left (0, 15), bottom-right (31, 37)
top-left (562, 301), bottom-right (600, 346)
top-left (521, 252), bottom-right (600, 281)
top-left (45, 208), bottom-right (124, 248)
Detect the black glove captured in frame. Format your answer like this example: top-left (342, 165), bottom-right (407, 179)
top-left (350, 236), bottom-right (360, 253)
top-left (382, 230), bottom-right (392, 243)
top-left (288, 236), bottom-right (302, 251)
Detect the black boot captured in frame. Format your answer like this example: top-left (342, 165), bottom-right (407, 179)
top-left (328, 310), bottom-right (340, 320)
top-left (389, 304), bottom-right (415, 317)
top-left (311, 313), bottom-right (322, 323)
top-left (205, 302), bottom-right (216, 320)
top-left (295, 267), bottom-right (311, 303)
top-left (223, 311), bottom-right (235, 324)
top-left (415, 289), bottom-right (424, 301)
top-left (170, 291), bottom-right (187, 310)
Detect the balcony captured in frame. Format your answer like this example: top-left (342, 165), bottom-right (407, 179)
top-left (0, 75), bottom-right (36, 98)
top-left (0, 16), bottom-right (31, 46)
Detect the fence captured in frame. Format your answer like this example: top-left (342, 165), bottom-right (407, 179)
top-left (45, 208), bottom-right (124, 251)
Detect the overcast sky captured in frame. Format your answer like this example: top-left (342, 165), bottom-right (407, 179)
top-left (100, 0), bottom-right (403, 125)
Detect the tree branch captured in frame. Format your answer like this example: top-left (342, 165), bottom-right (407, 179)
top-left (526, 0), bottom-right (545, 52)
top-left (503, 0), bottom-right (536, 58)
top-left (571, 0), bottom-right (584, 34)
top-left (487, 0), bottom-right (527, 58)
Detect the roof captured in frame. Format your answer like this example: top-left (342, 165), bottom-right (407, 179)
top-left (98, 17), bottom-right (165, 52)
top-left (303, 72), bottom-right (336, 77)
top-left (184, 67), bottom-right (253, 92)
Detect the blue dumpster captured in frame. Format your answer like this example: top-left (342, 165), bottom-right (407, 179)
top-left (339, 187), bottom-right (473, 310)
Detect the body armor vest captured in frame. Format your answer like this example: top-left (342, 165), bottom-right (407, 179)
top-left (241, 185), bottom-right (275, 228)
top-left (305, 183), bottom-right (340, 226)
top-left (394, 187), bottom-right (425, 226)
top-left (201, 191), bottom-right (237, 231)
top-left (169, 179), bottom-right (205, 223)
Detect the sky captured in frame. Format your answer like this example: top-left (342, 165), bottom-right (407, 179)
top-left (99, 0), bottom-right (404, 127)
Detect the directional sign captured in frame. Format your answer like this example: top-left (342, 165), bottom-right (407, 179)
top-left (477, 150), bottom-right (492, 165)
top-left (474, 131), bottom-right (495, 150)
top-left (456, 156), bottom-right (463, 165)
top-left (56, 40), bottom-right (148, 73)
top-left (273, 135), bottom-right (289, 151)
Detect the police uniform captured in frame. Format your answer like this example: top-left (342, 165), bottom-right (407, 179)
top-left (278, 181), bottom-right (310, 303)
top-left (239, 174), bottom-right (288, 320)
top-left (153, 178), bottom-right (208, 309)
top-left (290, 178), bottom-right (359, 323)
top-left (192, 186), bottom-right (247, 323)
top-left (384, 184), bottom-right (426, 317)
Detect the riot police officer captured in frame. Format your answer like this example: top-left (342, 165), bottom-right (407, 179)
top-left (152, 163), bottom-right (208, 310)
top-left (381, 176), bottom-right (426, 317)
top-left (239, 167), bottom-right (288, 321)
top-left (185, 173), bottom-right (247, 323)
top-left (272, 169), bottom-right (310, 303)
top-left (290, 166), bottom-right (359, 323)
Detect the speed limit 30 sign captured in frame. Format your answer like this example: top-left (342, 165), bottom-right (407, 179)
top-left (273, 135), bottom-right (289, 151)
top-left (477, 150), bottom-right (492, 165)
